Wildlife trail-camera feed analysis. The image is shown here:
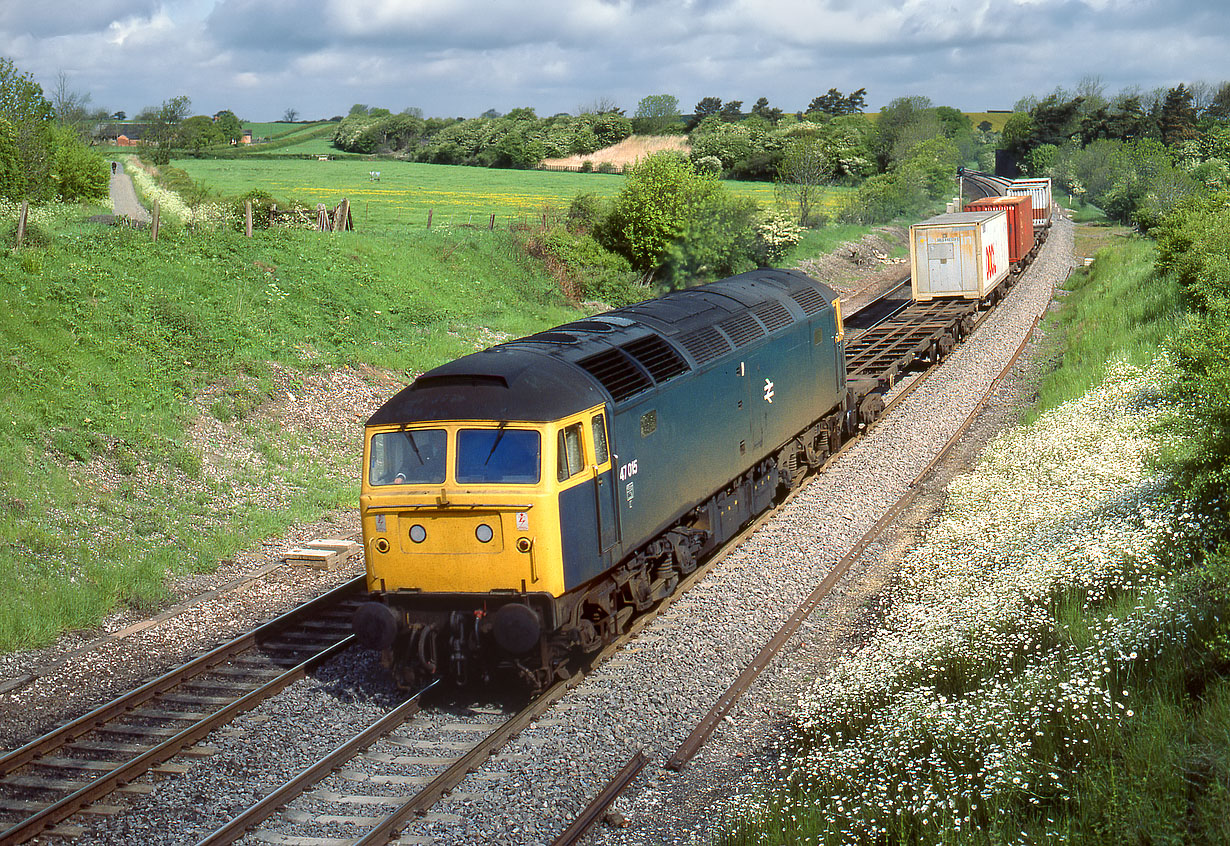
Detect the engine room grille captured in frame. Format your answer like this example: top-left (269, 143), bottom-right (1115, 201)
top-left (576, 348), bottom-right (652, 402)
top-left (718, 312), bottom-right (766, 347)
top-left (790, 287), bottom-right (827, 315)
top-left (752, 300), bottom-right (794, 332)
top-left (620, 335), bottom-right (689, 383)
top-left (677, 326), bottom-right (732, 365)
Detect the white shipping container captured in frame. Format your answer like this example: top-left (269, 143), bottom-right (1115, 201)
top-left (1007, 177), bottom-right (1053, 226)
top-left (910, 211), bottom-right (1011, 301)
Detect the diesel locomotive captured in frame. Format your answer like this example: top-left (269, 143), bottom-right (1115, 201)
top-left (352, 175), bottom-right (1054, 691)
top-left (351, 268), bottom-right (876, 690)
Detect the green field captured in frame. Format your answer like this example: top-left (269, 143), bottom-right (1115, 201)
top-left (168, 156), bottom-right (847, 234)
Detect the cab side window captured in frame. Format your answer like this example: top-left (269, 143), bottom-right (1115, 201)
top-left (591, 414), bottom-right (609, 465)
top-left (556, 423), bottom-right (585, 481)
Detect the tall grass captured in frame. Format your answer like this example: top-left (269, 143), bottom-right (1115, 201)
top-left (1028, 237), bottom-right (1183, 421)
top-left (0, 204), bottom-right (580, 650)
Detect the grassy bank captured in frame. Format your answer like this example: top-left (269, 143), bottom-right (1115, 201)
top-left (720, 225), bottom-right (1230, 843)
top-left (0, 204), bottom-right (580, 650)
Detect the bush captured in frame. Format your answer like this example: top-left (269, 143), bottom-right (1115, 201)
top-left (599, 151), bottom-right (757, 285)
top-left (567, 193), bottom-right (605, 231)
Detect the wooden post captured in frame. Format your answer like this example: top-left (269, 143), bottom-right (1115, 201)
top-left (151, 201), bottom-right (160, 242)
top-left (15, 200), bottom-right (27, 247)
top-left (489, 213), bottom-right (495, 231)
top-left (245, 201), bottom-right (253, 237)
top-left (332, 198), bottom-right (350, 233)
top-left (427, 208), bottom-right (433, 229)
top-left (316, 203), bottom-right (328, 231)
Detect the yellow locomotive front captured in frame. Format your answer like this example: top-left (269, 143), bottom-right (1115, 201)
top-left (351, 346), bottom-right (616, 689)
top-left (361, 422), bottom-right (562, 597)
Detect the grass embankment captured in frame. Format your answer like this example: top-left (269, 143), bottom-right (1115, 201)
top-left (0, 204), bottom-right (580, 651)
top-left (722, 222), bottom-right (1230, 843)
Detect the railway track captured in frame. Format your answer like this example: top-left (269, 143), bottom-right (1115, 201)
top-left (0, 577), bottom-right (366, 844)
top-left (0, 234), bottom-right (1052, 845)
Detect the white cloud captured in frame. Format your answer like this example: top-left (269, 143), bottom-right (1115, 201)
top-left (2, 0), bottom-right (1229, 120)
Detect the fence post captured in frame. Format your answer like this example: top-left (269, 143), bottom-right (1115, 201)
top-left (489, 213), bottom-right (495, 231)
top-left (427, 209), bottom-right (433, 229)
top-left (333, 198), bottom-right (350, 233)
top-left (16, 200), bottom-right (27, 247)
top-left (245, 201), bottom-right (253, 237)
top-left (316, 203), bottom-right (328, 231)
top-left (151, 201), bottom-right (160, 242)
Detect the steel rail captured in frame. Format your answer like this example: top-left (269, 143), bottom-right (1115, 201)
top-left (666, 309), bottom-right (1045, 771)
top-left (0, 575), bottom-right (365, 781)
top-left (551, 750), bottom-right (649, 846)
top-left (195, 680), bottom-right (439, 846)
top-left (0, 636), bottom-right (356, 845)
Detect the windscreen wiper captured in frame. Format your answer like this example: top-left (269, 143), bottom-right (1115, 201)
top-left (484, 421), bottom-right (508, 465)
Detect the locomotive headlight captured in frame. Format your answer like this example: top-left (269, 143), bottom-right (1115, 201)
top-left (475, 523), bottom-right (494, 544)
top-left (373, 537), bottom-right (390, 554)
top-left (409, 524), bottom-right (427, 544)
top-left (516, 537), bottom-right (533, 553)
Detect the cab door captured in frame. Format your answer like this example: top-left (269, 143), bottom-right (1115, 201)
top-left (591, 412), bottom-right (619, 553)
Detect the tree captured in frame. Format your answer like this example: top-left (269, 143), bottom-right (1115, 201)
top-left (872, 96), bottom-right (941, 169)
top-left (775, 139), bottom-right (832, 225)
top-left (689, 97), bottom-right (722, 130)
top-left (213, 110), bottom-right (243, 143)
top-left (750, 96), bottom-right (782, 124)
top-left (808, 87), bottom-right (867, 116)
top-left (1206, 82), bottom-right (1230, 121)
top-left (282, 107), bottom-right (298, 122)
top-left (600, 152), bottom-right (727, 277)
top-left (578, 96), bottom-right (622, 115)
top-left (0, 57), bottom-right (56, 199)
top-left (633, 94), bottom-right (681, 134)
top-left (1159, 84), bottom-right (1198, 146)
top-left (49, 123), bottom-right (107, 200)
top-left (720, 100), bottom-right (744, 121)
top-left (50, 71), bottom-right (93, 140)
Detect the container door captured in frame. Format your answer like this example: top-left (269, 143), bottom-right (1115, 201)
top-left (928, 241), bottom-right (961, 293)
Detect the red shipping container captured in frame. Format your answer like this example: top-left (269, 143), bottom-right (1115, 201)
top-left (964, 195), bottom-right (1033, 265)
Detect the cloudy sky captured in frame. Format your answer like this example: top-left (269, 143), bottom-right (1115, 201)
top-left (4, 0), bottom-right (1228, 121)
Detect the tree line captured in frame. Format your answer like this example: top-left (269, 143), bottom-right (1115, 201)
top-left (1002, 77), bottom-right (1230, 229)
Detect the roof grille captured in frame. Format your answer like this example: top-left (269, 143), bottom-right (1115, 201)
top-left (718, 312), bottom-right (765, 347)
top-left (791, 287), bottom-right (827, 315)
top-left (620, 335), bottom-right (689, 383)
top-left (752, 300), bottom-right (794, 332)
top-left (576, 349), bottom-right (651, 403)
top-left (677, 326), bottom-right (732, 365)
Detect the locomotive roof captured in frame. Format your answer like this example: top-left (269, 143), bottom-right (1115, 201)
top-left (367, 269), bottom-right (837, 426)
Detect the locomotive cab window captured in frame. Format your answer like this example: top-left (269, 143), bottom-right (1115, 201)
top-left (456, 428), bottom-right (541, 484)
top-left (370, 428), bottom-right (447, 486)
top-left (591, 414), bottom-right (609, 466)
top-left (557, 423), bottom-right (585, 481)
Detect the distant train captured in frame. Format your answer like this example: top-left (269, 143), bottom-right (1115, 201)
top-left (351, 175), bottom-right (1053, 691)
